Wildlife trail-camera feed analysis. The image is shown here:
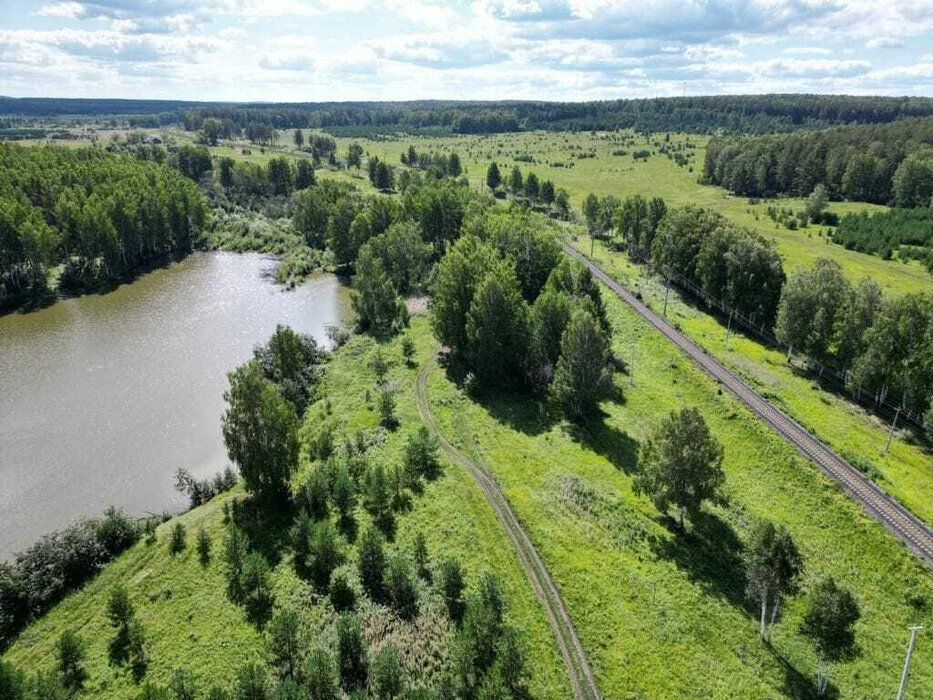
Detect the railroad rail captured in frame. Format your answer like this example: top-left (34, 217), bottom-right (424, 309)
top-left (563, 243), bottom-right (933, 569)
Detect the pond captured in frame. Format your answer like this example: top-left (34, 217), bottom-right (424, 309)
top-left (0, 252), bottom-right (350, 558)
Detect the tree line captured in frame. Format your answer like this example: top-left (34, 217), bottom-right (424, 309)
top-left (585, 194), bottom-right (785, 329)
top-left (584, 191), bottom-right (933, 426)
top-left (78, 94), bottom-right (930, 136)
top-left (0, 144), bottom-right (208, 308)
top-left (703, 117), bottom-right (933, 205)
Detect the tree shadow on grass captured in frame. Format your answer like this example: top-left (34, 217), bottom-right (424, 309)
top-left (232, 494), bottom-right (296, 567)
top-left (566, 402), bottom-right (640, 474)
top-left (771, 645), bottom-right (834, 700)
top-left (653, 510), bottom-right (746, 608)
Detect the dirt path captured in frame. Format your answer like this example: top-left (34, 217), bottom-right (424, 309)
top-left (415, 358), bottom-right (602, 700)
top-left (562, 242), bottom-right (933, 569)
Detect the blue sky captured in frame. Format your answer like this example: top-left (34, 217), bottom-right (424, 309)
top-left (1, 1), bottom-right (932, 101)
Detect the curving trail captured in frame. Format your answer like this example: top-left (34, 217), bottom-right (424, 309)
top-left (415, 358), bottom-right (602, 700)
top-left (562, 242), bottom-right (933, 569)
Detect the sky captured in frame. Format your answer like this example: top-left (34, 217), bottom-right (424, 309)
top-left (1, 1), bottom-right (932, 102)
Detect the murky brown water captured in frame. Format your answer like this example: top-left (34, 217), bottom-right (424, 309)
top-left (0, 252), bottom-right (349, 558)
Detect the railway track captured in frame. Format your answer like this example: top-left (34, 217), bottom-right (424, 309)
top-left (415, 358), bottom-right (601, 700)
top-left (562, 243), bottom-right (933, 569)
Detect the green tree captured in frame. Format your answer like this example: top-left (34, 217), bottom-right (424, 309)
top-left (801, 578), bottom-right (861, 697)
top-left (438, 558), bottom-right (466, 624)
top-left (169, 669), bottom-right (198, 700)
top-left (524, 172), bottom-right (539, 201)
top-left (551, 306), bottom-right (612, 419)
top-left (326, 196), bottom-right (364, 268)
top-left (528, 287), bottom-right (572, 386)
top-left (387, 555), bottom-right (418, 621)
top-left (375, 162), bottom-right (394, 191)
top-left (744, 521), bottom-right (804, 639)
top-left (293, 129), bottom-right (304, 148)
top-left (371, 645), bottom-right (404, 700)
top-left (540, 179), bottom-right (555, 206)
top-left (892, 154), bottom-right (933, 208)
top-left (401, 335), bottom-right (416, 366)
top-left (805, 183), bottom-right (830, 223)
top-left (269, 609), bottom-right (301, 681)
top-left (403, 426), bottom-right (441, 483)
top-left (486, 162), bottom-right (501, 191)
top-left (57, 630), bottom-right (87, 691)
top-left (107, 584), bottom-right (135, 665)
top-left (352, 246), bottom-right (408, 338)
top-left (295, 159), bottom-right (315, 190)
top-left (449, 152), bottom-right (462, 177)
top-left (508, 166), bottom-right (523, 195)
top-left (292, 187), bottom-right (333, 249)
top-left (412, 532), bottom-right (430, 581)
top-left (224, 523), bottom-right (249, 603)
top-left (234, 662), bottom-right (270, 700)
top-left (197, 529), bottom-right (212, 567)
top-left (377, 385), bottom-right (398, 429)
top-left (336, 614), bottom-right (368, 692)
top-left (329, 570), bottom-right (356, 612)
top-left (362, 222), bottom-right (431, 294)
top-left (333, 464), bottom-right (356, 522)
top-left (775, 258), bottom-right (850, 361)
top-left (347, 143), bottom-right (363, 169)
top-left (633, 407), bottom-right (725, 530)
top-left (305, 649), bottom-right (339, 700)
top-left (465, 262), bottom-right (529, 387)
top-left (309, 522), bottom-right (343, 590)
top-left (583, 193), bottom-right (601, 234)
top-left (169, 523), bottom-right (186, 556)
top-left (357, 526), bottom-right (387, 602)
top-left (222, 360), bottom-right (299, 500)
top-left (254, 324), bottom-right (325, 416)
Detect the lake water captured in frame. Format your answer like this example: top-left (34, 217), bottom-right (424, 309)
top-left (0, 252), bottom-right (350, 558)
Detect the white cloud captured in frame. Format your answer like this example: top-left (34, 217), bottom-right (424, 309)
top-left (784, 46), bottom-right (833, 55)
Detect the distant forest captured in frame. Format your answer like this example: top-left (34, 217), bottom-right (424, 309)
top-left (3, 94), bottom-right (933, 135)
top-left (704, 117), bottom-right (933, 205)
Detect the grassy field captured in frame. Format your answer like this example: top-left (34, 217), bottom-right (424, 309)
top-left (5, 308), bottom-right (932, 698)
top-left (23, 125), bottom-right (932, 294)
top-left (2, 315), bottom-right (570, 699)
top-left (320, 130), bottom-right (929, 296)
top-left (417, 298), bottom-right (933, 699)
top-left (568, 230), bottom-right (933, 528)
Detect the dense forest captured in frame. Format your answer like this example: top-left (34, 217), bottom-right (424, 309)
top-left (703, 117), bottom-right (933, 204)
top-left (5, 94), bottom-right (933, 136)
top-left (0, 144), bottom-right (207, 308)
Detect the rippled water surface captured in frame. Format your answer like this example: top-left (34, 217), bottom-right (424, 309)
top-left (0, 252), bottom-right (349, 557)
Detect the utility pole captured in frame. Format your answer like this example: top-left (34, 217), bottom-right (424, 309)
top-left (896, 625), bottom-right (923, 700)
top-left (725, 311), bottom-right (733, 349)
top-left (884, 406), bottom-right (901, 455)
top-left (663, 277), bottom-right (670, 316)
